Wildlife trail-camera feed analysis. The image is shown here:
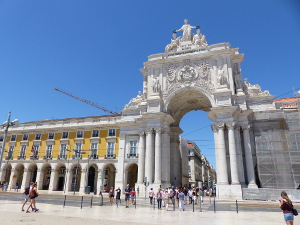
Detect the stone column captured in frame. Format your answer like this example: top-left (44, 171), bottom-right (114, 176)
top-left (227, 122), bottom-right (240, 184)
top-left (21, 169), bottom-right (29, 191)
top-left (161, 128), bottom-right (170, 186)
top-left (145, 128), bottom-right (153, 184)
top-left (235, 126), bottom-right (245, 185)
top-left (97, 169), bottom-right (103, 194)
top-left (154, 128), bottom-right (162, 183)
top-left (114, 133), bottom-right (126, 191)
top-left (8, 168), bottom-right (16, 191)
top-left (202, 163), bottom-right (205, 182)
top-left (79, 170), bottom-right (86, 194)
top-left (48, 169), bottom-right (56, 191)
top-left (137, 132), bottom-right (145, 183)
top-left (216, 123), bottom-right (228, 184)
top-left (242, 125), bottom-right (257, 187)
top-left (211, 125), bottom-right (219, 184)
top-left (35, 169), bottom-right (43, 190)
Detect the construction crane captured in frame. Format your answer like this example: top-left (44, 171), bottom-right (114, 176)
top-left (54, 88), bottom-right (119, 115)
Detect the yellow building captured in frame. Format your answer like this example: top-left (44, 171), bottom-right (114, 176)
top-left (0, 115), bottom-right (140, 194)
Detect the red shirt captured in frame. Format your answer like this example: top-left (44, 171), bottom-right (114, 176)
top-left (280, 201), bottom-right (293, 213)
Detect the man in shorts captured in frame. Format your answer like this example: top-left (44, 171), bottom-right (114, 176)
top-left (21, 182), bottom-right (34, 212)
top-left (115, 187), bottom-right (121, 204)
top-left (124, 184), bottom-right (131, 208)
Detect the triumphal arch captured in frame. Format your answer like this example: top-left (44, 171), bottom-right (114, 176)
top-left (119, 19), bottom-right (274, 199)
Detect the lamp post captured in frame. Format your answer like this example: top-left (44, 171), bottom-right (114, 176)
top-left (0, 112), bottom-right (18, 170)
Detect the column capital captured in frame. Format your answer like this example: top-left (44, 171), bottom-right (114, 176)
top-left (215, 122), bottom-right (225, 130)
top-left (226, 122), bottom-right (236, 130)
top-left (139, 131), bottom-right (145, 136)
top-left (154, 127), bottom-right (162, 134)
top-left (211, 125), bottom-right (218, 133)
top-left (146, 128), bottom-right (153, 134)
top-left (241, 125), bottom-right (251, 130)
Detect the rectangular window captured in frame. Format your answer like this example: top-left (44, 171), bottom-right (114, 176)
top-left (256, 142), bottom-right (269, 151)
top-left (74, 143), bottom-right (82, 158)
top-left (22, 134), bottom-right (28, 141)
top-left (129, 141), bottom-right (137, 156)
top-left (62, 132), bottom-right (68, 139)
top-left (35, 133), bottom-right (41, 140)
top-left (92, 130), bottom-right (99, 137)
top-left (10, 135), bottom-right (16, 141)
top-left (91, 143), bottom-right (98, 156)
top-left (290, 133), bottom-right (300, 140)
top-left (107, 142), bottom-right (115, 157)
top-left (46, 145), bottom-right (53, 157)
top-left (8, 146), bottom-right (14, 159)
top-left (20, 145), bottom-right (26, 158)
top-left (291, 142), bottom-right (300, 150)
top-left (60, 144), bottom-right (67, 158)
top-left (48, 133), bottom-right (54, 139)
top-left (77, 131), bottom-right (84, 138)
top-left (108, 129), bottom-right (116, 137)
top-left (0, 136), bottom-right (3, 142)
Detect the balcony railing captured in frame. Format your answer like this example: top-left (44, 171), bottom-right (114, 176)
top-left (43, 155), bottom-right (52, 160)
top-left (5, 156), bottom-right (13, 160)
top-left (88, 154), bottom-right (98, 159)
top-left (18, 155), bottom-right (26, 160)
top-left (105, 154), bottom-right (116, 159)
top-left (30, 155), bottom-right (39, 160)
top-left (72, 155), bottom-right (82, 159)
top-left (127, 154), bottom-right (138, 158)
top-left (58, 155), bottom-right (67, 160)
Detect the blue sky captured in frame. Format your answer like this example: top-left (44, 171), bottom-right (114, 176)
top-left (0, 0), bottom-right (299, 169)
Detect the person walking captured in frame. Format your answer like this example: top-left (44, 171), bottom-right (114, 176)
top-left (22, 182), bottom-right (34, 212)
top-left (199, 188), bottom-right (204, 204)
top-left (124, 184), bottom-right (131, 208)
top-left (14, 182), bottom-right (19, 192)
top-left (26, 183), bottom-right (39, 213)
top-left (279, 191), bottom-right (295, 225)
top-left (109, 187), bottom-right (114, 206)
top-left (4, 182), bottom-right (8, 191)
top-left (131, 188), bottom-right (136, 205)
top-left (178, 188), bottom-right (185, 211)
top-left (149, 188), bottom-right (154, 205)
top-left (115, 187), bottom-right (121, 205)
top-left (156, 188), bottom-right (163, 210)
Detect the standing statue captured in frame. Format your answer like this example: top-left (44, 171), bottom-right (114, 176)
top-left (175, 19), bottom-right (199, 42)
top-left (152, 77), bottom-right (161, 93)
top-left (218, 66), bottom-right (227, 86)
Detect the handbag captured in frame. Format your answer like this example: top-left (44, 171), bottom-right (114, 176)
top-left (292, 207), bottom-right (298, 216)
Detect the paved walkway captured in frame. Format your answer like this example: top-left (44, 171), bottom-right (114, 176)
top-left (0, 197), bottom-right (293, 225)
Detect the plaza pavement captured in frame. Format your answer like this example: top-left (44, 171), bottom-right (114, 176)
top-left (0, 194), bottom-right (296, 225)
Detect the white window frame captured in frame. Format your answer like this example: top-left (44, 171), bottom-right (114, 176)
top-left (92, 130), bottom-right (99, 137)
top-left (108, 129), bottom-right (116, 137)
top-left (107, 142), bottom-right (115, 157)
top-left (20, 145), bottom-right (27, 158)
top-left (129, 140), bottom-right (137, 157)
top-left (77, 131), bottom-right (84, 138)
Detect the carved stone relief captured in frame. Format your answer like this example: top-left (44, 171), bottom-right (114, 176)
top-left (163, 59), bottom-right (213, 99)
top-left (243, 78), bottom-right (270, 97)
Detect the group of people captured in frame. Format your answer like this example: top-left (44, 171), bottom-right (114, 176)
top-left (149, 186), bottom-right (206, 211)
top-left (106, 185), bottom-right (137, 207)
top-left (0, 181), bottom-right (9, 191)
top-left (21, 182), bottom-right (39, 213)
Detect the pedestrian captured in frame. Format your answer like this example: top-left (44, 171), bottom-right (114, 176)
top-left (115, 187), bottom-right (121, 205)
top-left (188, 188), bottom-right (193, 204)
top-left (156, 188), bottom-right (163, 210)
top-left (22, 182), bottom-right (34, 212)
top-left (137, 186), bottom-right (139, 197)
top-left (124, 184), bottom-right (131, 208)
top-left (109, 187), bottom-right (114, 206)
top-left (14, 182), bottom-right (19, 192)
top-left (199, 188), bottom-right (204, 204)
top-left (279, 191), bottom-right (295, 225)
top-left (131, 188), bottom-right (136, 205)
top-left (149, 188), bottom-right (154, 205)
top-left (0, 181), bottom-right (3, 191)
top-left (26, 183), bottom-right (39, 213)
top-left (4, 182), bottom-right (8, 191)
top-left (178, 188), bottom-right (185, 211)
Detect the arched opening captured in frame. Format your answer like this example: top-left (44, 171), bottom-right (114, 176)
top-left (3, 164), bottom-right (12, 183)
top-left (127, 163), bottom-right (138, 188)
top-left (87, 165), bottom-right (97, 193)
top-left (103, 164), bottom-right (116, 190)
top-left (166, 88), bottom-right (214, 187)
top-left (71, 165), bottom-right (81, 192)
top-left (57, 165), bottom-right (66, 191)
top-left (41, 164), bottom-right (51, 190)
top-left (14, 164), bottom-right (25, 189)
top-left (28, 164), bottom-right (38, 183)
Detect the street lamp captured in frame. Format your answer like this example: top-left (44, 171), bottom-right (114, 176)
top-left (0, 112), bottom-right (19, 170)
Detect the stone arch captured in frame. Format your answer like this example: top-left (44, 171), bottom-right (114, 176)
top-left (27, 163), bottom-right (38, 184)
top-left (13, 163), bottom-right (25, 190)
top-left (70, 163), bottom-right (82, 192)
top-left (1, 163), bottom-right (12, 183)
top-left (40, 163), bottom-right (52, 190)
top-left (55, 163), bottom-right (67, 191)
top-left (102, 163), bottom-right (116, 190)
top-left (126, 163), bottom-right (138, 189)
top-left (164, 87), bottom-right (214, 126)
top-left (87, 163), bottom-right (98, 193)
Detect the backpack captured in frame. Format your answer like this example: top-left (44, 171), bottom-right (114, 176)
top-left (24, 186), bottom-right (30, 195)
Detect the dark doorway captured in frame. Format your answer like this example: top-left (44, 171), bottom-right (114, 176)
top-left (88, 167), bottom-right (96, 192)
top-left (57, 177), bottom-right (64, 191)
top-left (31, 166), bottom-right (37, 183)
